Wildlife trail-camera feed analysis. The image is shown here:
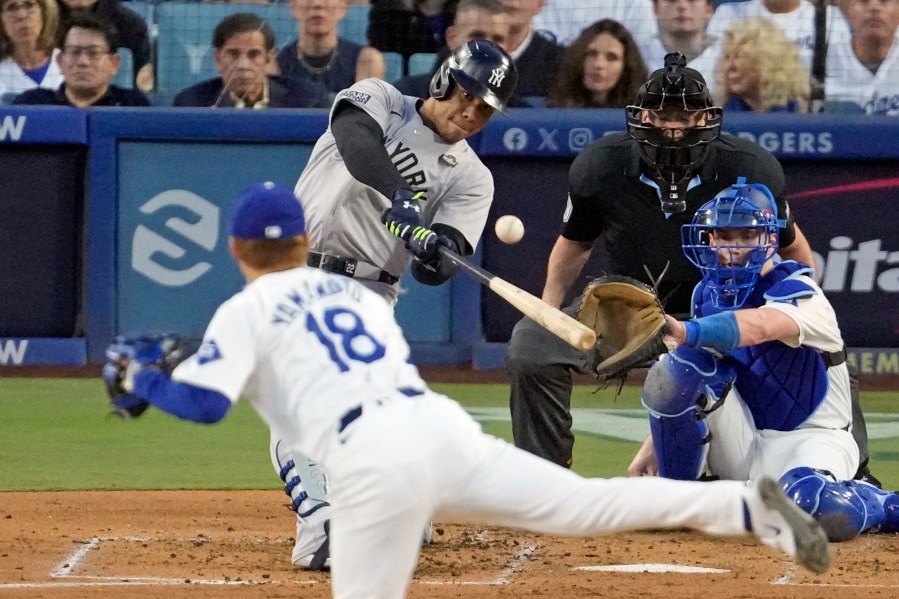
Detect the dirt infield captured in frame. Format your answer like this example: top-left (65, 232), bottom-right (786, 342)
top-left (1, 490), bottom-right (897, 598)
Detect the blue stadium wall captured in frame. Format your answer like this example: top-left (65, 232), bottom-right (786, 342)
top-left (0, 107), bottom-right (897, 374)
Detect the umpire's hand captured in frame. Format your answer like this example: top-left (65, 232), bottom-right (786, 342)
top-left (628, 435), bottom-right (659, 477)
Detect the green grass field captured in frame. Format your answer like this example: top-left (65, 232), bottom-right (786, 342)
top-left (1, 378), bottom-right (897, 492)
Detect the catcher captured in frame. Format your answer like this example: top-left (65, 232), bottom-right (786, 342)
top-left (627, 179), bottom-right (899, 542)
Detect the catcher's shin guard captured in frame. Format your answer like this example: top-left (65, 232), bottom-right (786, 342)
top-left (648, 410), bottom-right (710, 480)
top-left (642, 349), bottom-right (733, 480)
top-left (779, 467), bottom-right (895, 541)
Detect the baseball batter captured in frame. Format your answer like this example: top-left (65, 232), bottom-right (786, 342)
top-left (105, 183), bottom-right (832, 598)
top-left (630, 179), bottom-right (899, 542)
top-left (297, 38), bottom-right (517, 305)
top-left (274, 39), bottom-right (521, 568)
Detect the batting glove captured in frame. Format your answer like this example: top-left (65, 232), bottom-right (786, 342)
top-left (407, 228), bottom-right (457, 268)
top-left (380, 189), bottom-right (426, 240)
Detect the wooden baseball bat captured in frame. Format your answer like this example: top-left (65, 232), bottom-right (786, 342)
top-left (437, 247), bottom-right (597, 351)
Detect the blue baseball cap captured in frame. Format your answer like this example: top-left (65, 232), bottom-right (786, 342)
top-left (229, 182), bottom-right (306, 240)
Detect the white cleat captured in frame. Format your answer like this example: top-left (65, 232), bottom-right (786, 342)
top-left (292, 519), bottom-right (331, 571)
top-left (747, 476), bottom-right (831, 574)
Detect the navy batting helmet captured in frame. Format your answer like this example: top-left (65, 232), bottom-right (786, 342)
top-left (429, 39), bottom-right (518, 114)
top-left (626, 53), bottom-right (723, 212)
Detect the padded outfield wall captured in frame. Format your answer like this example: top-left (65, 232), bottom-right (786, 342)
top-left (0, 108), bottom-right (896, 372)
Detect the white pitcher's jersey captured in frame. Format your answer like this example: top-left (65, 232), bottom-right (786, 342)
top-left (295, 78), bottom-right (494, 280)
top-left (172, 267), bottom-right (428, 461)
top-left (825, 32), bottom-right (899, 116)
top-left (533, 0), bottom-right (658, 47)
top-left (707, 0), bottom-right (850, 71)
top-left (758, 275), bottom-right (852, 431)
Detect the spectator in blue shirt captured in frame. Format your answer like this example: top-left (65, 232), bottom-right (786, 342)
top-left (715, 17), bottom-right (809, 113)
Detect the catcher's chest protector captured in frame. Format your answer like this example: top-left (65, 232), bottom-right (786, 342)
top-left (695, 265), bottom-right (829, 431)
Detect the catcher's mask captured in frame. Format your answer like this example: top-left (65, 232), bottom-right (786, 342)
top-left (681, 177), bottom-right (785, 309)
top-left (429, 39), bottom-right (518, 114)
top-left (626, 52), bottom-right (722, 213)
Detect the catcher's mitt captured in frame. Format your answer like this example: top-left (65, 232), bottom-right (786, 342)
top-left (103, 334), bottom-right (200, 419)
top-left (575, 275), bottom-right (670, 382)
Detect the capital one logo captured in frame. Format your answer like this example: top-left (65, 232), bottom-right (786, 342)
top-left (132, 190), bottom-right (219, 287)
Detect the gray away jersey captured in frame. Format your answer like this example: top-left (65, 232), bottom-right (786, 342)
top-left (295, 78), bottom-right (494, 279)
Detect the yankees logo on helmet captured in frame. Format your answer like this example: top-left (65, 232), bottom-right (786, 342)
top-left (428, 39), bottom-right (519, 114)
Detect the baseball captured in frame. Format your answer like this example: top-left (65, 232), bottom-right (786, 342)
top-left (495, 215), bottom-right (525, 244)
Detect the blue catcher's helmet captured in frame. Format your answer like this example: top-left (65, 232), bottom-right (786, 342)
top-left (681, 177), bottom-right (786, 309)
top-left (429, 39), bottom-right (518, 114)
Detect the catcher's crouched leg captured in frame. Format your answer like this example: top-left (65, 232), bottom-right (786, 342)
top-left (642, 348), bottom-right (735, 480)
top-left (780, 467), bottom-right (899, 541)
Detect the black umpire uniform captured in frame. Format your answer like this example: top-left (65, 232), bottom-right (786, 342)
top-left (507, 132), bottom-right (793, 468)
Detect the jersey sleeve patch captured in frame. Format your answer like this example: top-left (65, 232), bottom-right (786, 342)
top-left (339, 89), bottom-right (371, 104)
top-left (196, 339), bottom-right (223, 365)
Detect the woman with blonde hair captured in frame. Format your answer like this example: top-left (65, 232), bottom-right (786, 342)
top-left (716, 17), bottom-right (810, 113)
top-left (547, 19), bottom-right (647, 109)
top-left (0, 0), bottom-right (61, 101)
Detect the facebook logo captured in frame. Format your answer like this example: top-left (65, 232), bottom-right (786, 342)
top-left (502, 127), bottom-right (528, 151)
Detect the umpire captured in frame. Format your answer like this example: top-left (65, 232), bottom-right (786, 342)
top-left (506, 53), bottom-right (877, 485)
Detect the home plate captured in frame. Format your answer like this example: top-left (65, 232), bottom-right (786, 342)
top-left (573, 564), bottom-right (730, 574)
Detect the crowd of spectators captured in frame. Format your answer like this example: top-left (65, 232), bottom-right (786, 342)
top-left (0, 0), bottom-right (896, 115)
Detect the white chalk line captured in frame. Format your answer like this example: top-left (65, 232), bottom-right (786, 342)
top-left (0, 534), bottom-right (314, 590)
top-left (774, 532), bottom-right (896, 587)
top-left (0, 580), bottom-right (259, 590)
top-left (50, 537), bottom-right (101, 577)
top-left (417, 543), bottom-right (538, 586)
top-left (772, 564), bottom-right (797, 586)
